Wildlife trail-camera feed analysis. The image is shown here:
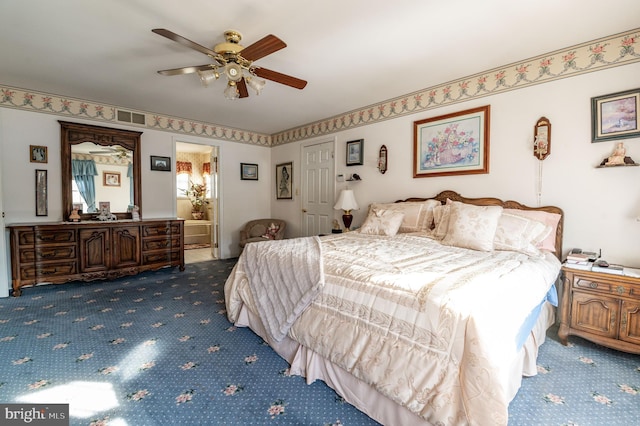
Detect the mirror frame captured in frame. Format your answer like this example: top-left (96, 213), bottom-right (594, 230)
top-left (60, 121), bottom-right (142, 221)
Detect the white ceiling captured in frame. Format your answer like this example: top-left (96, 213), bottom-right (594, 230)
top-left (1, 0), bottom-right (639, 135)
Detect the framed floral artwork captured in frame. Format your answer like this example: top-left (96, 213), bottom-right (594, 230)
top-left (591, 88), bottom-right (640, 142)
top-left (413, 105), bottom-right (490, 178)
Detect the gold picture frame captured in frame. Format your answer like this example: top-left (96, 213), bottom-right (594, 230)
top-left (103, 171), bottom-right (121, 187)
top-left (413, 105), bottom-right (490, 178)
top-left (30, 145), bottom-right (48, 163)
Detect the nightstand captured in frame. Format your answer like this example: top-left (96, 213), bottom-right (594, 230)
top-left (559, 266), bottom-right (640, 354)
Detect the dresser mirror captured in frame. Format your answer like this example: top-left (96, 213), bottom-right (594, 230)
top-left (60, 121), bottom-right (142, 221)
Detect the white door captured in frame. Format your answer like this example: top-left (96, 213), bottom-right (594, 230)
top-left (301, 139), bottom-right (335, 236)
top-left (209, 147), bottom-right (219, 259)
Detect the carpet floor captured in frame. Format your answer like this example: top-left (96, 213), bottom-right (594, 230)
top-left (1, 259), bottom-right (638, 425)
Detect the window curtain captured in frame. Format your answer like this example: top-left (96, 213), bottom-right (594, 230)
top-left (71, 159), bottom-right (98, 212)
top-left (176, 161), bottom-right (192, 175)
top-left (202, 162), bottom-right (211, 176)
top-left (127, 163), bottom-right (134, 208)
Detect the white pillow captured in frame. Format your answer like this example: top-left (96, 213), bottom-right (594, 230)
top-left (369, 200), bottom-right (440, 233)
top-left (359, 208), bottom-right (405, 236)
top-left (494, 213), bottom-right (548, 257)
top-left (441, 201), bottom-right (503, 251)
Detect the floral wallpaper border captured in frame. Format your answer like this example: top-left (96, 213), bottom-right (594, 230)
top-left (1, 28), bottom-right (638, 147)
top-left (272, 28), bottom-right (640, 145)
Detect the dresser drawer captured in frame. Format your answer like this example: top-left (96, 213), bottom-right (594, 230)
top-left (20, 261), bottom-right (77, 280)
top-left (142, 223), bottom-right (179, 237)
top-left (574, 277), bottom-right (638, 297)
top-left (19, 229), bottom-right (76, 245)
top-left (19, 245), bottom-right (76, 263)
top-left (142, 237), bottom-right (180, 251)
top-left (142, 250), bottom-right (180, 265)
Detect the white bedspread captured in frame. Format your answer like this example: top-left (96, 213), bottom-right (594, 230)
top-left (236, 236), bottom-right (324, 342)
top-left (225, 232), bottom-right (560, 425)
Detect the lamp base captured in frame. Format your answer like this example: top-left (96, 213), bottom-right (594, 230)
top-left (342, 213), bottom-right (353, 230)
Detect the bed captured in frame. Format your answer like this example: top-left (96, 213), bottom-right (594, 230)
top-left (225, 191), bottom-right (564, 425)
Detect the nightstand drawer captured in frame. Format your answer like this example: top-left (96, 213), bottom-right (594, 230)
top-left (574, 277), bottom-right (637, 297)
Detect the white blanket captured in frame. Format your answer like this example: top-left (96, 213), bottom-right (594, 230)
top-left (241, 236), bottom-right (324, 342)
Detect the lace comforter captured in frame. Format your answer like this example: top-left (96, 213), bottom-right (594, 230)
top-left (225, 232), bottom-right (561, 425)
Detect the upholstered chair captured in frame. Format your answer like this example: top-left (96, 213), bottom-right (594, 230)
top-left (239, 219), bottom-right (286, 250)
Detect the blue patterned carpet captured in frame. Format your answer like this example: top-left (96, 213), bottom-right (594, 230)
top-left (0, 259), bottom-right (638, 425)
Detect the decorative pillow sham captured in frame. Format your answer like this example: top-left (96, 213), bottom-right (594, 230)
top-left (432, 203), bottom-right (451, 240)
top-left (441, 201), bottom-right (503, 251)
top-left (504, 208), bottom-right (560, 252)
top-left (358, 208), bottom-right (405, 236)
top-left (494, 213), bottom-right (548, 257)
top-left (369, 200), bottom-right (440, 233)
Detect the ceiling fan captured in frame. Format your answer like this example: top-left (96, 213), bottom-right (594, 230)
top-left (89, 146), bottom-right (131, 160)
top-left (152, 28), bottom-right (307, 99)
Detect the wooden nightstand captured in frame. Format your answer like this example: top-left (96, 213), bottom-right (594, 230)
top-left (559, 266), bottom-right (640, 354)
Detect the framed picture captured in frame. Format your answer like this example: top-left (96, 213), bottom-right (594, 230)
top-left (413, 105), bottom-right (490, 178)
top-left (35, 169), bottom-right (48, 216)
top-left (103, 171), bottom-right (121, 187)
top-left (346, 139), bottom-right (364, 166)
top-left (241, 163), bottom-right (258, 180)
top-left (591, 88), bottom-right (640, 142)
top-left (30, 145), bottom-right (48, 163)
top-left (276, 162), bottom-right (293, 199)
top-left (150, 155), bottom-right (171, 171)
top-left (98, 201), bottom-right (111, 213)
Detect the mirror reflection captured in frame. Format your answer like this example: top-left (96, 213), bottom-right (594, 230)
top-left (71, 142), bottom-right (133, 213)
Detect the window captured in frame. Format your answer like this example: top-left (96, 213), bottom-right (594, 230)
top-left (176, 173), bottom-right (189, 198)
top-left (71, 179), bottom-right (88, 212)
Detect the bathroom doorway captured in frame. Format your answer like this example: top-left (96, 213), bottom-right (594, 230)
top-left (176, 141), bottom-right (219, 263)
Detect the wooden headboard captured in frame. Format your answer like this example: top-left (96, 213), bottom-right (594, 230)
top-left (399, 190), bottom-right (564, 260)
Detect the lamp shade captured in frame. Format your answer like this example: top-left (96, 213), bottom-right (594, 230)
top-left (334, 189), bottom-right (359, 212)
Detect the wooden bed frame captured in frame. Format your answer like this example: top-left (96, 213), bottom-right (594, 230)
top-left (399, 190), bottom-right (564, 258)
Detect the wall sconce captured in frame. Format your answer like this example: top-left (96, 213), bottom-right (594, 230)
top-left (333, 189), bottom-right (360, 230)
top-left (378, 145), bottom-right (388, 174)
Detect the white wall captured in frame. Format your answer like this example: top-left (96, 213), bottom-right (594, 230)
top-left (272, 62), bottom-right (640, 267)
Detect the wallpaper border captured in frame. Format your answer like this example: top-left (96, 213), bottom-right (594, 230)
top-left (1, 28), bottom-right (638, 147)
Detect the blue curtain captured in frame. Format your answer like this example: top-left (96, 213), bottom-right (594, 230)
top-left (72, 159), bottom-right (98, 212)
top-left (127, 162), bottom-right (134, 209)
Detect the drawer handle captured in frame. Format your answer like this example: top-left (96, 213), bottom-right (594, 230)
top-left (589, 282), bottom-right (598, 289)
top-left (37, 235), bottom-right (56, 242)
top-left (39, 250), bottom-right (58, 259)
top-left (616, 286), bottom-right (625, 295)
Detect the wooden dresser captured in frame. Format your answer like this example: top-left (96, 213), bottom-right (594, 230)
top-left (559, 266), bottom-right (640, 354)
top-left (7, 219), bottom-right (184, 296)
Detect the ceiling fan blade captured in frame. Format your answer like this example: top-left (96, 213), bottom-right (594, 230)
top-left (157, 64), bottom-right (214, 76)
top-left (240, 34), bottom-right (286, 61)
top-left (152, 28), bottom-right (218, 58)
top-left (237, 78), bottom-right (249, 98)
top-left (252, 67), bottom-right (307, 90)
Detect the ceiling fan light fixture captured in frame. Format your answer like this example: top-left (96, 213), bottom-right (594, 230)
top-left (197, 69), bottom-right (219, 87)
top-left (225, 63), bottom-right (243, 82)
top-left (246, 76), bottom-right (266, 95)
top-left (224, 81), bottom-right (239, 100)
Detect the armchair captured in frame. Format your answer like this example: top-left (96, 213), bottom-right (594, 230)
top-left (239, 219), bottom-right (286, 249)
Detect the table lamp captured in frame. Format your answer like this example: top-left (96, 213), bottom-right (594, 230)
top-left (334, 189), bottom-right (359, 230)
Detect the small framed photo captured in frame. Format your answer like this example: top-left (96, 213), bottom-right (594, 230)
top-left (73, 203), bottom-right (83, 214)
top-left (241, 163), bottom-right (258, 180)
top-left (346, 139), bottom-right (364, 166)
top-left (98, 201), bottom-right (111, 213)
top-left (150, 155), bottom-right (171, 171)
top-left (35, 169), bottom-right (48, 216)
top-left (30, 145), bottom-right (48, 163)
top-left (103, 171), bottom-right (121, 187)
top-left (591, 88), bottom-right (640, 142)
top-left (276, 162), bottom-right (293, 199)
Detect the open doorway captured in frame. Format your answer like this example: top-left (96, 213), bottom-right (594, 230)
top-left (176, 141), bottom-right (220, 263)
